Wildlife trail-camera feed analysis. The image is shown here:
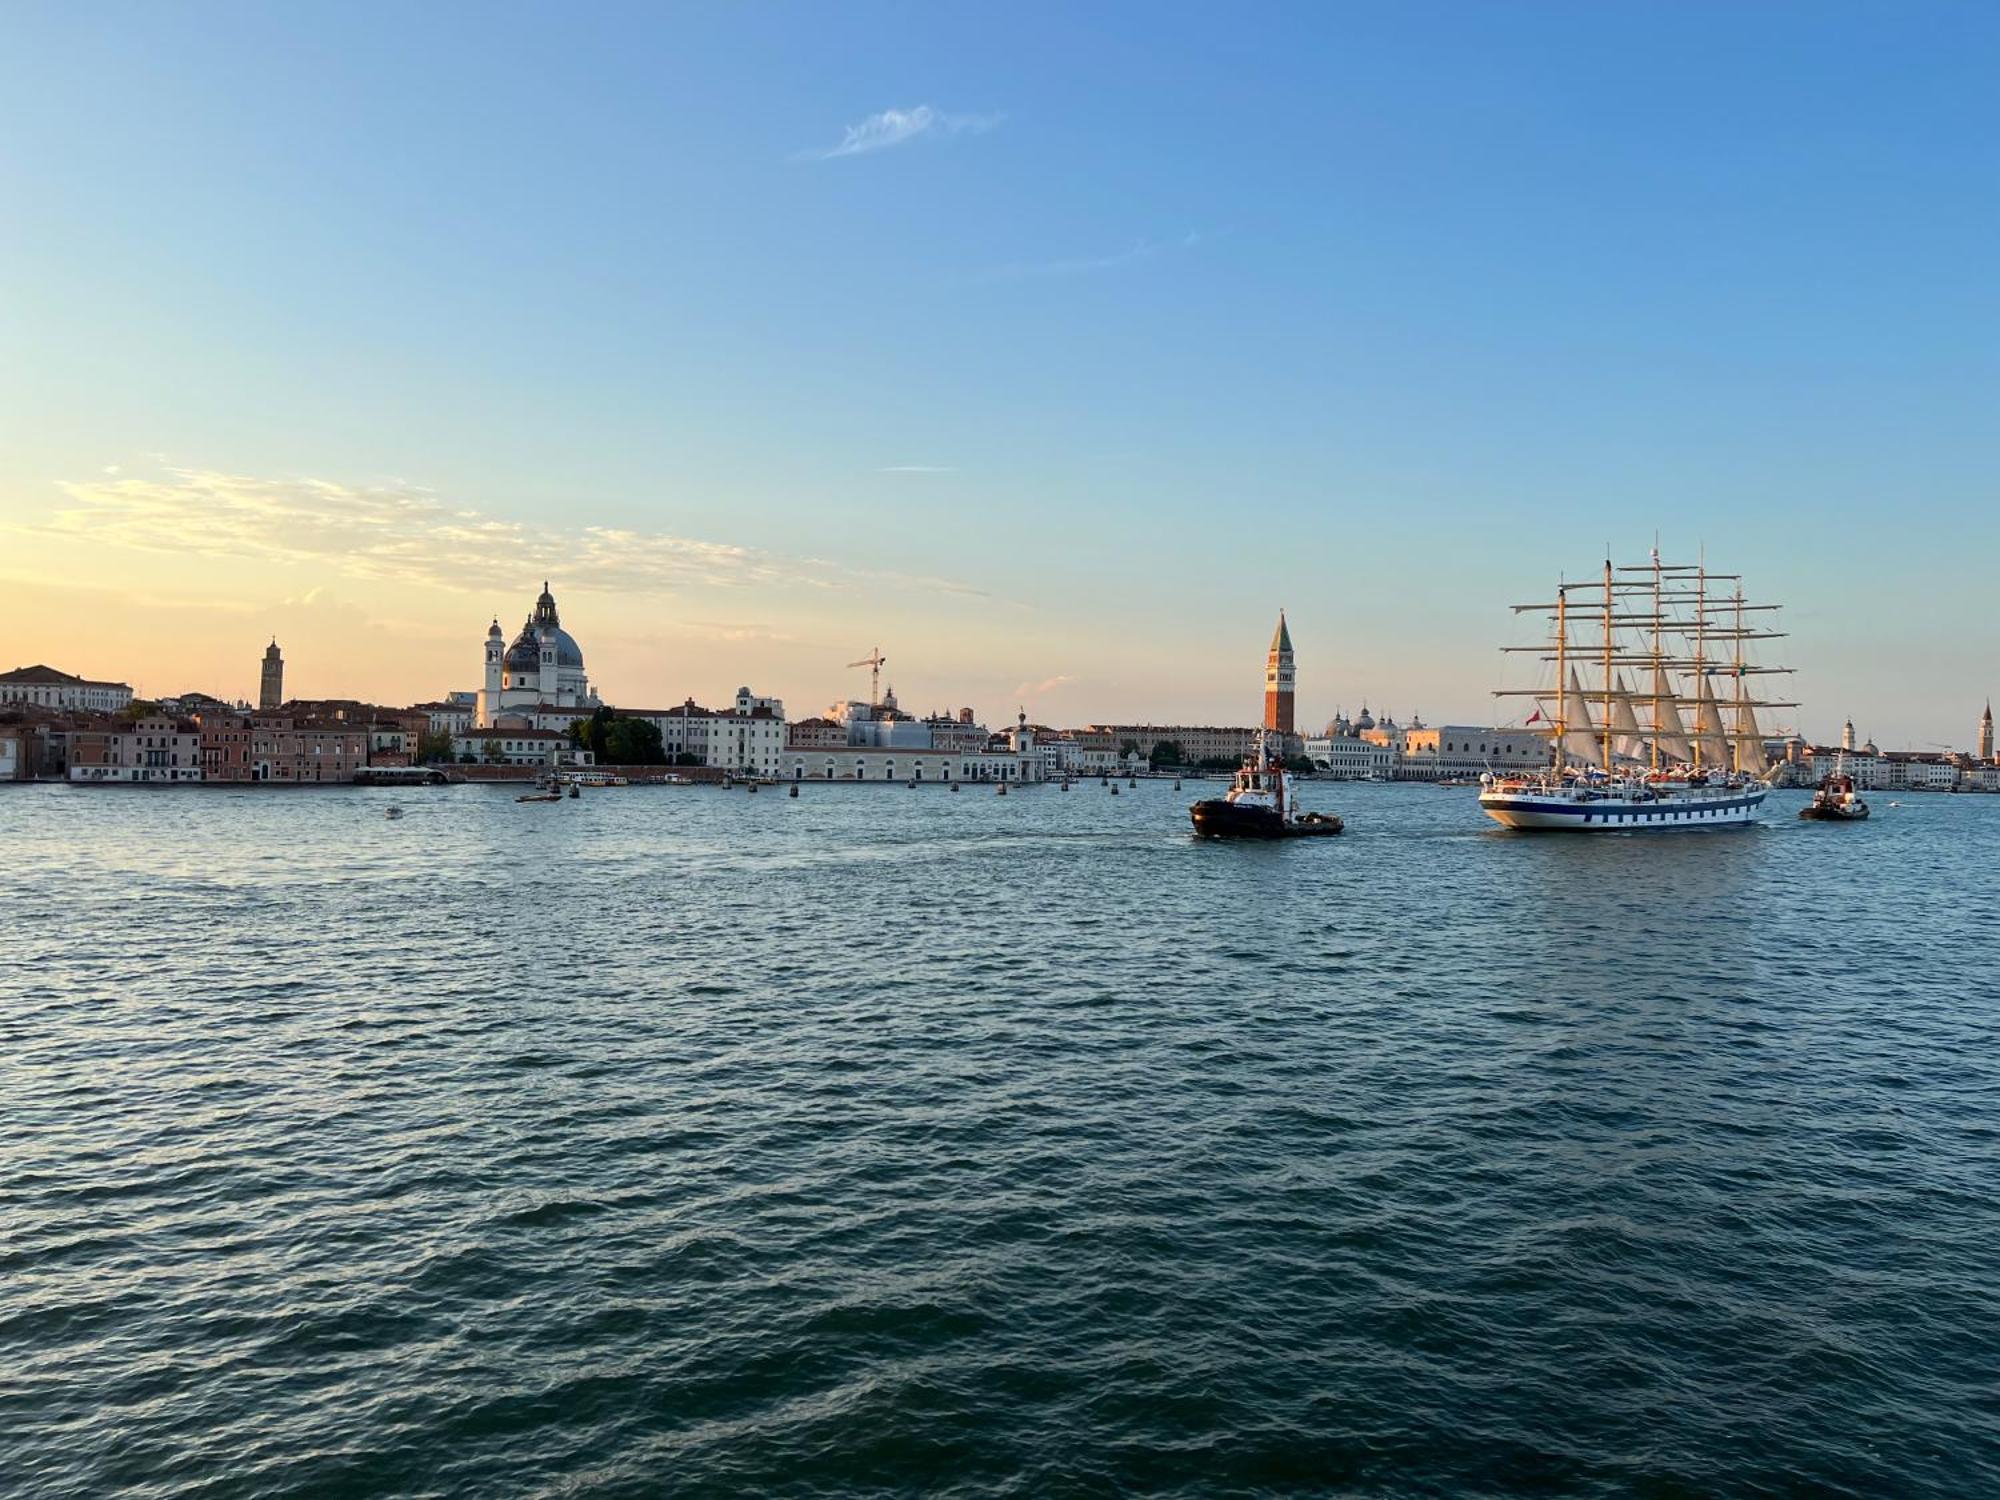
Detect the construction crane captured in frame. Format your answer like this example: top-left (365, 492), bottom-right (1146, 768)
top-left (848, 648), bottom-right (887, 708)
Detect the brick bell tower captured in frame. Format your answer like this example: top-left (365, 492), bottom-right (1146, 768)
top-left (1263, 611), bottom-right (1295, 735)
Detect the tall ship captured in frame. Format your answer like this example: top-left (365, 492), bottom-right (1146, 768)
top-left (1478, 551), bottom-right (1794, 832)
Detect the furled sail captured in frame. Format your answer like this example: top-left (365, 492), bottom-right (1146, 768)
top-left (1692, 674), bottom-right (1730, 768)
top-left (1651, 667), bottom-right (1692, 762)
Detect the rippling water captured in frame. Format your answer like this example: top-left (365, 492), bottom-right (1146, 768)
top-left (5, 779), bottom-right (1997, 1497)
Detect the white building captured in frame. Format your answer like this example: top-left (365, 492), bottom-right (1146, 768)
top-left (1, 664), bottom-right (134, 714)
top-left (783, 713), bottom-right (1044, 783)
top-left (626, 690), bottom-right (788, 776)
top-left (1303, 734), bottom-right (1399, 779)
top-left (477, 584), bottom-right (600, 727)
top-left (450, 727), bottom-right (591, 767)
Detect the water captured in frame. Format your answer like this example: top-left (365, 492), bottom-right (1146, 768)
top-left (5, 779), bottom-right (1997, 1497)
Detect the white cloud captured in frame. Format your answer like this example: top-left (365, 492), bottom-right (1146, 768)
top-left (26, 464), bottom-right (987, 601)
top-left (800, 105), bottom-right (1001, 161)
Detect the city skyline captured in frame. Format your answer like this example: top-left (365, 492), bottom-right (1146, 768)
top-left (4, 5), bottom-right (1996, 742)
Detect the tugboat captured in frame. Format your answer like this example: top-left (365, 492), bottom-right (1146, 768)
top-left (1799, 773), bottom-right (1869, 821)
top-left (1189, 734), bottom-right (1342, 839)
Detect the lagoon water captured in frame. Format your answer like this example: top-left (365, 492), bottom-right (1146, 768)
top-left (4, 778), bottom-right (1998, 1497)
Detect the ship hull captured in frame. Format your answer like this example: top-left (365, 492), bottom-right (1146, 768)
top-left (1479, 786), bottom-right (1766, 832)
top-left (1190, 799), bottom-right (1287, 839)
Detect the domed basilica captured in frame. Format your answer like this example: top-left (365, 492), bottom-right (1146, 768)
top-left (478, 583), bottom-right (600, 725)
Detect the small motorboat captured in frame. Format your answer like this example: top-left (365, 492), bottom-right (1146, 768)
top-left (1800, 774), bottom-right (1870, 821)
top-left (384, 806), bottom-right (404, 820)
top-left (517, 790), bottom-right (563, 803)
top-left (1191, 734), bottom-right (1343, 839)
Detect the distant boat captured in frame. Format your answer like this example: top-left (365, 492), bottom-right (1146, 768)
top-left (1478, 551), bottom-right (1791, 833)
top-left (516, 790), bottom-right (563, 803)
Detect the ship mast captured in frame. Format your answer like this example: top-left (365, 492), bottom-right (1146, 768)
top-left (1553, 585), bottom-right (1567, 775)
top-left (1690, 555), bottom-right (1708, 771)
top-left (1600, 557), bottom-right (1614, 774)
top-left (1649, 549), bottom-right (1663, 772)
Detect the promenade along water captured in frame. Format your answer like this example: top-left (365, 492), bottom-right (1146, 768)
top-left (4, 780), bottom-right (1997, 1497)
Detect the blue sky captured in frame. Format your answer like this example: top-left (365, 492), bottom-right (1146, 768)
top-left (2, 3), bottom-right (1994, 743)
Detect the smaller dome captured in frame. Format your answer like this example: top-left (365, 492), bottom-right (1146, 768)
top-left (504, 620), bottom-right (541, 673)
top-left (487, 619), bottom-right (503, 639)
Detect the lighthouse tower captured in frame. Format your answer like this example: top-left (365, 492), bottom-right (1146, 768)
top-left (1264, 612), bottom-right (1296, 737)
top-left (1980, 701), bottom-right (1994, 762)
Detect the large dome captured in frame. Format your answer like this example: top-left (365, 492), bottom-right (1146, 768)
top-left (540, 626), bottom-right (584, 669)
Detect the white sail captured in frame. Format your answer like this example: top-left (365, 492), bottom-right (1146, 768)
top-left (1610, 674), bottom-right (1646, 762)
top-left (1651, 667), bottom-right (1691, 762)
top-left (1732, 693), bottom-right (1764, 773)
top-left (1562, 667), bottom-right (1603, 766)
top-left (1692, 674), bottom-right (1730, 769)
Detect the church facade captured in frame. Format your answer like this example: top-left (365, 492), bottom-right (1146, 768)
top-left (478, 584), bottom-right (599, 727)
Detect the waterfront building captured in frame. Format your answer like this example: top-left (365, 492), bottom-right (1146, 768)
top-left (68, 716), bottom-right (204, 783)
top-left (0, 726), bottom-right (30, 781)
top-left (1087, 724), bottom-right (1261, 766)
top-left (1397, 726), bottom-right (1547, 781)
top-left (201, 713), bottom-right (371, 783)
top-left (410, 700), bottom-right (478, 737)
top-left (1264, 612), bottom-right (1296, 736)
top-left (783, 711), bottom-right (1043, 783)
top-left (0, 664), bottom-right (134, 715)
top-left (786, 716), bottom-right (847, 749)
top-left (259, 640), bottom-right (284, 710)
top-left (1302, 734), bottom-right (1398, 779)
top-left (623, 691), bottom-right (788, 775)
top-left (448, 726), bottom-right (587, 768)
top-left (478, 583), bottom-right (599, 727)
top-left (923, 709), bottom-right (990, 754)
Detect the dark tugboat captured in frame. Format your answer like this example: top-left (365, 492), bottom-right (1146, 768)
top-left (1190, 734), bottom-right (1342, 839)
top-left (1799, 772), bottom-right (1869, 821)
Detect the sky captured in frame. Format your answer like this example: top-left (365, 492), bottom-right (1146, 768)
top-left (2, 2), bottom-right (1994, 746)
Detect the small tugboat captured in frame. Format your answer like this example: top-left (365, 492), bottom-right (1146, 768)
top-left (1799, 773), bottom-right (1869, 821)
top-left (1190, 734), bottom-right (1342, 839)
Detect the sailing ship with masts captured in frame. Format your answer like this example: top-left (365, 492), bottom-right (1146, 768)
top-left (1478, 550), bottom-right (1795, 832)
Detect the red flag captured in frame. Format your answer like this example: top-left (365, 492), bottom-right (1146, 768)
top-left (1526, 709), bottom-right (1543, 725)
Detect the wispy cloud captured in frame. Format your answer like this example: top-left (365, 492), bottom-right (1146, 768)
top-left (23, 465), bottom-right (987, 601)
top-left (798, 105), bottom-right (1001, 162)
top-left (879, 465), bottom-right (958, 474)
top-left (1014, 673), bottom-right (1076, 697)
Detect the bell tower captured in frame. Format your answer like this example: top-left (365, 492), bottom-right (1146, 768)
top-left (480, 620), bottom-right (504, 727)
top-left (259, 639), bottom-right (284, 711)
top-left (1263, 611), bottom-right (1295, 736)
top-left (1980, 701), bottom-right (1994, 762)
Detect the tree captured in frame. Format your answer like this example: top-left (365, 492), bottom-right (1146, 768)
top-left (416, 728), bottom-right (456, 764)
top-left (1119, 738), bottom-right (1141, 761)
top-left (1149, 739), bottom-right (1184, 770)
top-left (480, 739), bottom-right (506, 764)
top-left (1284, 754), bottom-right (1316, 775)
top-left (603, 717), bottom-right (666, 765)
top-left (571, 706), bottom-right (613, 761)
